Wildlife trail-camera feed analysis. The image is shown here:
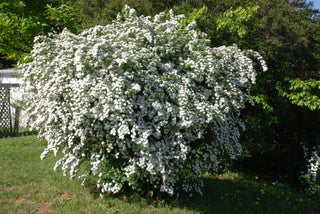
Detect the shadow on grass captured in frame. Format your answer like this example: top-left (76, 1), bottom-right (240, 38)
top-left (0, 129), bottom-right (37, 138)
top-left (83, 172), bottom-right (320, 214)
top-left (174, 174), bottom-right (319, 214)
top-left (17, 129), bottom-right (38, 136)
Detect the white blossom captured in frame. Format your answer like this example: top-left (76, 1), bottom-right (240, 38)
top-left (19, 6), bottom-right (266, 196)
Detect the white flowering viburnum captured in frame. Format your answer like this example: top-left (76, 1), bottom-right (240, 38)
top-left (19, 6), bottom-right (267, 196)
top-left (302, 146), bottom-right (320, 195)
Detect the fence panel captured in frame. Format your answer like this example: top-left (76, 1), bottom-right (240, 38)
top-left (0, 85), bottom-right (12, 137)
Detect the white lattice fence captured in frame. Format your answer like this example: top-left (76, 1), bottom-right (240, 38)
top-left (0, 69), bottom-right (21, 137)
top-left (0, 85), bottom-right (12, 137)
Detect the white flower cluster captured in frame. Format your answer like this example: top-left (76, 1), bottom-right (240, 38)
top-left (303, 146), bottom-right (320, 195)
top-left (19, 6), bottom-right (266, 196)
top-left (308, 151), bottom-right (320, 182)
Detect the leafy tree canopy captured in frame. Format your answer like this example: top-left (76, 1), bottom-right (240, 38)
top-left (0, 0), bottom-right (75, 63)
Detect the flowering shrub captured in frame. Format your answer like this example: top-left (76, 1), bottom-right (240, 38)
top-left (19, 6), bottom-right (266, 196)
top-left (301, 146), bottom-right (320, 195)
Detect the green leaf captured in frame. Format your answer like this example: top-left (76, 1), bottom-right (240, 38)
top-left (216, 6), bottom-right (259, 38)
top-left (180, 5), bottom-right (208, 29)
top-left (278, 78), bottom-right (320, 110)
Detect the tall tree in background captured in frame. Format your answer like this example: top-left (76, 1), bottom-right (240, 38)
top-left (63, 0), bottom-right (186, 32)
top-left (0, 0), bottom-right (75, 66)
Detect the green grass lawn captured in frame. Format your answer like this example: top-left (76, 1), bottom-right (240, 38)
top-left (0, 135), bottom-right (319, 214)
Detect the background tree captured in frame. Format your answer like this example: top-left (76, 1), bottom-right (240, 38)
top-left (0, 0), bottom-right (75, 66)
top-left (63, 0), bottom-right (185, 32)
